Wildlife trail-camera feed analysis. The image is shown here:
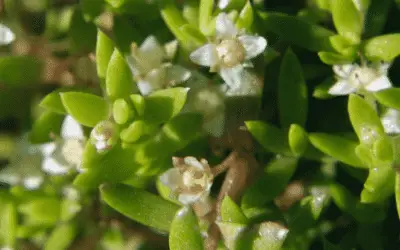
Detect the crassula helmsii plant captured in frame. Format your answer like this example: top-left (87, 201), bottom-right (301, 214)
top-left (0, 0), bottom-right (400, 249)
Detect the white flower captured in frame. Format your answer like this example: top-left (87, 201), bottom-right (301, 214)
top-left (381, 108), bottom-right (400, 135)
top-left (0, 24), bottom-right (15, 45)
top-left (90, 120), bottom-right (117, 152)
top-left (0, 136), bottom-right (45, 190)
top-left (126, 36), bottom-right (191, 96)
top-left (328, 62), bottom-right (392, 96)
top-left (41, 116), bottom-right (85, 175)
top-left (159, 157), bottom-right (213, 205)
top-left (218, 0), bottom-right (230, 9)
top-left (189, 13), bottom-right (267, 91)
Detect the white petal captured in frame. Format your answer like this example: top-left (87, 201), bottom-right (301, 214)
top-left (184, 157), bottom-right (204, 170)
top-left (178, 193), bottom-right (203, 205)
top-left (159, 168), bottom-right (182, 190)
top-left (381, 109), bottom-right (400, 134)
top-left (216, 13), bottom-right (237, 38)
top-left (40, 142), bottom-right (56, 156)
top-left (225, 69), bottom-right (262, 96)
top-left (0, 24), bottom-right (15, 45)
top-left (189, 44), bottom-right (218, 67)
top-left (139, 36), bottom-right (164, 68)
top-left (328, 80), bottom-right (358, 95)
top-left (23, 176), bottom-right (43, 190)
top-left (377, 62), bottom-right (391, 75)
top-left (218, 0), bottom-right (230, 9)
top-left (137, 80), bottom-right (154, 96)
top-left (139, 67), bottom-right (167, 95)
top-left (219, 65), bottom-right (244, 90)
top-left (333, 64), bottom-right (356, 78)
top-left (238, 35), bottom-right (267, 60)
top-left (365, 75), bottom-right (392, 92)
top-left (61, 116), bottom-right (84, 139)
top-left (42, 157), bottom-right (70, 175)
top-left (0, 167), bottom-right (20, 185)
top-left (165, 65), bottom-right (191, 86)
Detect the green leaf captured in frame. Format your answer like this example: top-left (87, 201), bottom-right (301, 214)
top-left (363, 34), bottom-right (400, 61)
top-left (329, 35), bottom-right (359, 56)
top-left (130, 94), bottom-right (146, 117)
top-left (318, 51), bottom-right (354, 65)
top-left (245, 121), bottom-right (291, 155)
top-left (309, 133), bottom-right (367, 168)
top-left (0, 56), bottom-right (42, 86)
top-left (113, 99), bottom-right (133, 125)
top-left (18, 198), bottom-right (61, 227)
top-left (372, 137), bottom-right (394, 163)
top-left (199, 0), bottom-right (214, 35)
top-left (313, 77), bottom-right (335, 99)
top-left (179, 24), bottom-right (208, 49)
top-left (260, 12), bottom-right (334, 52)
top-left (241, 157), bottom-right (298, 208)
top-left (217, 221), bottom-right (248, 250)
top-left (143, 88), bottom-right (189, 124)
top-left (348, 94), bottom-right (385, 143)
top-left (69, 9), bottom-right (97, 53)
top-left (331, 0), bottom-right (362, 43)
top-left (39, 91), bottom-right (67, 114)
top-left (361, 164), bottom-right (395, 203)
top-left (120, 120), bottom-right (157, 143)
top-left (252, 222), bottom-right (289, 250)
top-left (288, 124), bottom-right (309, 156)
top-left (61, 92), bottom-right (108, 127)
top-left (221, 196), bottom-right (249, 224)
top-left (396, 172), bottom-right (400, 220)
top-left (96, 30), bottom-right (114, 79)
top-left (364, 0), bottom-right (391, 37)
top-left (0, 196), bottom-right (17, 248)
top-left (101, 184), bottom-right (180, 232)
top-left (374, 88), bottom-right (400, 110)
top-left (235, 1), bottom-right (254, 31)
top-left (43, 223), bottom-right (77, 250)
top-left (29, 111), bottom-right (64, 144)
top-left (278, 49), bottom-right (308, 128)
top-left (169, 207), bottom-right (203, 250)
top-left (106, 49), bottom-right (134, 100)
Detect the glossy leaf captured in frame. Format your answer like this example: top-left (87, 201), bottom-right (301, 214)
top-left (96, 30), bottom-right (114, 79)
top-left (260, 12), bottom-right (334, 52)
top-left (241, 157), bottom-right (298, 208)
top-left (169, 207), bottom-right (203, 250)
top-left (221, 196), bottom-right (249, 224)
top-left (113, 99), bottom-right (133, 125)
top-left (0, 56), bottom-right (42, 86)
top-left (309, 133), bottom-right (366, 168)
top-left (363, 34), bottom-right (400, 61)
top-left (348, 94), bottom-right (385, 143)
top-left (236, 1), bottom-right (254, 31)
top-left (143, 88), bottom-right (189, 124)
top-left (160, 1), bottom-right (190, 48)
top-left (0, 195), bottom-right (17, 249)
top-left (130, 94), bottom-right (146, 117)
top-left (120, 120), bottom-right (157, 143)
top-left (278, 49), bottom-right (308, 128)
top-left (374, 88), bottom-right (400, 110)
top-left (331, 0), bottom-right (362, 43)
top-left (361, 165), bottom-right (395, 203)
top-left (252, 222), bottom-right (289, 250)
top-left (61, 92), bottom-right (108, 127)
top-left (217, 221), bottom-right (248, 250)
top-left (245, 121), bottom-right (291, 155)
top-left (43, 223), bottom-right (77, 250)
top-left (29, 111), bottom-right (64, 144)
top-left (106, 49), bottom-right (134, 100)
top-left (329, 35), bottom-right (358, 55)
top-left (288, 124), bottom-right (309, 156)
top-left (199, 0), bottom-right (214, 35)
top-left (39, 90), bottom-right (67, 114)
top-left (318, 51), bottom-right (354, 65)
top-left (101, 184), bottom-right (180, 232)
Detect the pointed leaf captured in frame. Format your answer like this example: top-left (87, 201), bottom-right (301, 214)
top-left (169, 207), bottom-right (203, 250)
top-left (0, 195), bottom-right (17, 249)
top-left (101, 184), bottom-right (180, 232)
top-left (374, 88), bottom-right (400, 110)
top-left (39, 91), bottom-right (67, 114)
top-left (252, 222), bottom-right (289, 250)
top-left (113, 99), bottom-right (133, 125)
top-left (361, 165), bottom-right (395, 203)
top-left (61, 92), bottom-right (108, 127)
top-left (288, 124), bottom-right (309, 156)
top-left (318, 51), bottom-right (354, 65)
top-left (96, 30), bottom-right (114, 79)
top-left (221, 196), bottom-right (249, 224)
top-left (106, 49), bottom-right (134, 100)
top-left (29, 111), bottom-right (64, 144)
top-left (217, 221), bottom-right (248, 250)
top-left (43, 223), bottom-right (77, 250)
top-left (278, 49), bottom-right (308, 128)
top-left (309, 133), bottom-right (367, 168)
top-left (235, 1), bottom-right (254, 31)
top-left (363, 34), bottom-right (400, 61)
top-left (331, 0), bottom-right (363, 43)
top-left (199, 0), bottom-right (214, 35)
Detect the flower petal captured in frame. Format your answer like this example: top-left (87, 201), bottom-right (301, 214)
top-left (184, 157), bottom-right (204, 170)
top-left (333, 64), bottom-right (356, 78)
top-left (328, 80), bottom-right (358, 95)
top-left (218, 0), bottom-right (230, 9)
top-left (23, 176), bottom-right (43, 190)
top-left (61, 116), bottom-right (84, 139)
top-left (159, 168), bottom-right (182, 190)
top-left (139, 36), bottom-right (164, 68)
top-left (381, 109), bottom-right (400, 135)
top-left (178, 192), bottom-right (203, 205)
top-left (216, 13), bottom-right (237, 38)
top-left (364, 75), bottom-right (392, 92)
top-left (0, 24), bottom-right (15, 45)
top-left (225, 69), bottom-right (262, 96)
top-left (42, 157), bottom-right (70, 175)
top-left (39, 142), bottom-right (56, 156)
top-left (165, 65), bottom-right (191, 86)
top-left (137, 80), bottom-right (154, 96)
top-left (189, 44), bottom-right (218, 67)
top-left (219, 65), bottom-right (244, 90)
top-left (238, 35), bottom-right (267, 60)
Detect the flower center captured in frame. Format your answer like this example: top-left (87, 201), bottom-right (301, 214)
top-left (182, 167), bottom-right (208, 189)
top-left (350, 67), bottom-right (378, 88)
top-left (216, 39), bottom-right (246, 68)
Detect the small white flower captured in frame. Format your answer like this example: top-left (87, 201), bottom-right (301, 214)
top-left (0, 136), bottom-right (45, 190)
top-left (159, 157), bottom-right (213, 205)
top-left (0, 24), bottom-right (15, 45)
top-left (41, 116), bottom-right (85, 175)
top-left (381, 108), bottom-right (400, 135)
top-left (218, 0), bottom-right (230, 9)
top-left (328, 62), bottom-right (392, 96)
top-left (190, 13), bottom-right (267, 92)
top-left (90, 120), bottom-right (117, 152)
top-left (127, 36), bottom-right (191, 95)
